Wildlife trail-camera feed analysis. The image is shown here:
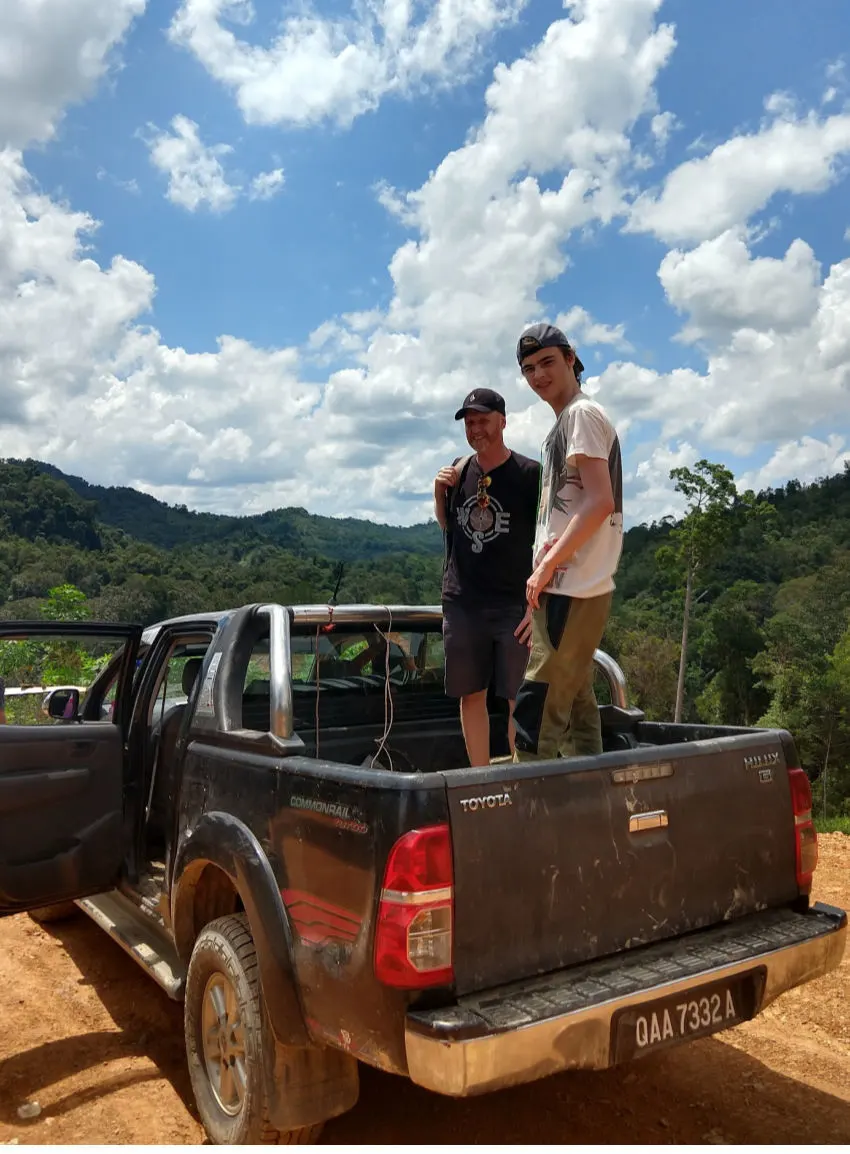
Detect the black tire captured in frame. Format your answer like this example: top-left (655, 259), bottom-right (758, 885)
top-left (184, 913), bottom-right (322, 1145)
top-left (28, 902), bottom-right (79, 924)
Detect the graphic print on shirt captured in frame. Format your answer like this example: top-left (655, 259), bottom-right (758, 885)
top-left (456, 493), bottom-right (511, 554)
top-left (540, 429), bottom-right (623, 527)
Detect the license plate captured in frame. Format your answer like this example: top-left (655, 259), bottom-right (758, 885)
top-left (612, 971), bottom-right (764, 1064)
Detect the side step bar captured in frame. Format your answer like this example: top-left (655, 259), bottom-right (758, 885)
top-left (76, 890), bottom-right (186, 1000)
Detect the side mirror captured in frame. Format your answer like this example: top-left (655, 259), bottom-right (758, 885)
top-left (44, 688), bottom-right (80, 721)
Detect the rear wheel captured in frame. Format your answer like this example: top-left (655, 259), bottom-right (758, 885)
top-left (184, 914), bottom-right (322, 1145)
top-left (28, 902), bottom-right (79, 924)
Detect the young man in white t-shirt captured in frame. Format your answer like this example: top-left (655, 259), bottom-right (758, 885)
top-left (512, 323), bottom-right (623, 761)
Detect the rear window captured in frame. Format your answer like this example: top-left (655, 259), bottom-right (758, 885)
top-left (290, 629), bottom-right (444, 686)
top-left (241, 626), bottom-right (448, 733)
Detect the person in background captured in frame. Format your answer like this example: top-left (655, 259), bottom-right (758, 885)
top-left (512, 323), bottom-right (623, 762)
top-left (434, 388), bottom-right (540, 766)
top-left (0, 675), bottom-right (6, 724)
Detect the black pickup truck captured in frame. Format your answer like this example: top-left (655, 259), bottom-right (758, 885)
top-left (0, 603), bottom-right (845, 1144)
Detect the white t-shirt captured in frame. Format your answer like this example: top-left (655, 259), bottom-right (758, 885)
top-left (534, 392), bottom-right (624, 598)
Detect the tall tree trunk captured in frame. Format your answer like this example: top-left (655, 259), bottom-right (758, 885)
top-left (674, 561), bottom-right (693, 724)
top-left (822, 725), bottom-right (832, 820)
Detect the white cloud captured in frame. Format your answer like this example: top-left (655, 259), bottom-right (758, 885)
top-left (0, 148), bottom-right (320, 493)
top-left (96, 167), bottom-right (140, 195)
top-left (738, 436), bottom-right (850, 493)
top-left (0, 0), bottom-right (678, 525)
top-left (375, 0), bottom-right (674, 371)
top-left (589, 247), bottom-right (850, 459)
top-left (143, 115), bottom-right (239, 213)
top-left (0, 0), bottom-right (145, 147)
top-left (249, 167), bottom-right (285, 201)
top-left (168, 0), bottom-right (526, 129)
top-left (625, 441), bottom-right (696, 525)
top-left (555, 306), bottom-right (632, 350)
top-left (658, 231), bottom-right (822, 343)
top-left (650, 110), bottom-right (677, 149)
top-left (764, 90), bottom-right (798, 119)
top-left (822, 58), bottom-right (847, 108)
top-left (628, 111), bottom-right (850, 244)
top-left (2, 0), bottom-right (850, 532)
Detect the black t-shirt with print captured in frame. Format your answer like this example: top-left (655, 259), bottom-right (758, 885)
top-left (442, 451), bottom-right (540, 605)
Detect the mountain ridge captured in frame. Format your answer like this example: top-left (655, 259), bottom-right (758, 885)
top-left (23, 459), bottom-right (443, 561)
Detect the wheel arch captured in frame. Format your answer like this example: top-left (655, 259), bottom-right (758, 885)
top-left (172, 811), bottom-right (308, 1048)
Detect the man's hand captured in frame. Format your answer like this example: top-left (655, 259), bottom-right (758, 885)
top-left (434, 465), bottom-right (459, 530)
top-left (514, 606), bottom-right (533, 648)
top-left (526, 554), bottom-right (558, 610)
top-left (434, 465), bottom-right (459, 495)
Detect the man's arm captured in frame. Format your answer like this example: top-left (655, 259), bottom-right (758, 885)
top-left (525, 455), bottom-right (615, 609)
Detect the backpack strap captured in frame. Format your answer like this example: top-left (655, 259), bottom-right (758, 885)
top-left (446, 454), bottom-right (474, 521)
top-left (443, 454), bottom-right (474, 571)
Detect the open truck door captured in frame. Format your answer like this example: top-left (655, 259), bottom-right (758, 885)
top-left (0, 620), bottom-right (141, 915)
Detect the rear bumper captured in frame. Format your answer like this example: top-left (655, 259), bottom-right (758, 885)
top-left (405, 902), bottom-right (847, 1097)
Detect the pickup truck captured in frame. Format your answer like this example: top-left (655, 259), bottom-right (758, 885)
top-left (0, 603), bottom-right (845, 1145)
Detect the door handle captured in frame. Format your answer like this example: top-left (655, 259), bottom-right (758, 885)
top-left (70, 739), bottom-right (97, 757)
top-left (629, 809), bottom-right (669, 833)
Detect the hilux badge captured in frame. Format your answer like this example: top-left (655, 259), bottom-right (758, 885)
top-left (743, 751), bottom-right (779, 772)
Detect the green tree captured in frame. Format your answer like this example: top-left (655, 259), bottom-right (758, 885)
top-left (696, 581), bottom-right (771, 725)
top-left (755, 563), bottom-right (850, 813)
top-left (40, 583), bottom-right (91, 622)
top-left (617, 630), bottom-right (680, 719)
top-left (657, 460), bottom-right (738, 723)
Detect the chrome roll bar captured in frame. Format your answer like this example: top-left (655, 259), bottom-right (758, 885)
top-left (592, 647), bottom-right (628, 710)
top-left (256, 603), bottom-right (294, 740)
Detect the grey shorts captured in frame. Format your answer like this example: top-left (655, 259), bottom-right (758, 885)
top-left (442, 601), bottom-right (529, 700)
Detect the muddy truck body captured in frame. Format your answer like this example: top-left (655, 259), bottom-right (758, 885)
top-left (0, 604), bottom-right (845, 1143)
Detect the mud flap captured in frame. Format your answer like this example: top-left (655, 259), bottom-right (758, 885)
top-left (262, 1006), bottom-right (360, 1130)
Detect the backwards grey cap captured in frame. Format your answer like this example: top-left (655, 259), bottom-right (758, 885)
top-left (516, 323), bottom-right (585, 374)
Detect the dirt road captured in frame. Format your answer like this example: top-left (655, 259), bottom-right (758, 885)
top-left (1, 835), bottom-right (848, 1145)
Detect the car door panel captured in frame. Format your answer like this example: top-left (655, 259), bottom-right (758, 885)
top-left (0, 621), bottom-right (141, 914)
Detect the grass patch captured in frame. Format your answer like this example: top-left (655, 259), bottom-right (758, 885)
top-left (814, 816), bottom-right (850, 835)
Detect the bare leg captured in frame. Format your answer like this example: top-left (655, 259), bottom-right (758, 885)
top-left (460, 690), bottom-right (490, 767)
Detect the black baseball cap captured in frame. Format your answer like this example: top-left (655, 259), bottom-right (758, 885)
top-left (516, 323), bottom-right (585, 374)
top-left (454, 388), bottom-right (506, 420)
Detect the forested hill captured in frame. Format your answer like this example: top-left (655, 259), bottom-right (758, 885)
top-left (2, 455), bottom-right (850, 818)
top-left (31, 460), bottom-right (443, 559)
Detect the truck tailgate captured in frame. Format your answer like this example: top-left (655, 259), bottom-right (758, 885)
top-left (443, 733), bottom-right (800, 995)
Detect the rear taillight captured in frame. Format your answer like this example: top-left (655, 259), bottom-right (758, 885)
top-left (374, 824), bottom-right (454, 989)
top-left (788, 767), bottom-right (818, 892)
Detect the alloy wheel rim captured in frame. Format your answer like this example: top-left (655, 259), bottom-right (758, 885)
top-left (201, 971), bottom-right (247, 1116)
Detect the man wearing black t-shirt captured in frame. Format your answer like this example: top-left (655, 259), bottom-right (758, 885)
top-left (434, 388), bottom-right (540, 766)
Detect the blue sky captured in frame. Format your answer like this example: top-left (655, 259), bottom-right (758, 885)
top-left (2, 0), bottom-right (849, 526)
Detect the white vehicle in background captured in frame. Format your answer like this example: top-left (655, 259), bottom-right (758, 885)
top-left (2, 685), bottom-right (88, 722)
